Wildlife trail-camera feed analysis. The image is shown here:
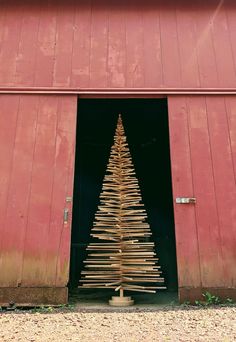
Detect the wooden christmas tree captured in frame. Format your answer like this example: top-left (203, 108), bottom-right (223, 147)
top-left (79, 115), bottom-right (166, 306)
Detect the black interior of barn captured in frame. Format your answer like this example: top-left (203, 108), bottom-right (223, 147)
top-left (69, 98), bottom-right (178, 303)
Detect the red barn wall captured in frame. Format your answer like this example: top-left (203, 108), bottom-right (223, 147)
top-left (0, 0), bottom-right (236, 89)
top-left (0, 94), bottom-right (77, 305)
top-left (0, 0), bottom-right (236, 304)
top-left (168, 95), bottom-right (236, 301)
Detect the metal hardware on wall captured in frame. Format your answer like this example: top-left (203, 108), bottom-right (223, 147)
top-left (176, 197), bottom-right (196, 204)
top-left (63, 208), bottom-right (69, 224)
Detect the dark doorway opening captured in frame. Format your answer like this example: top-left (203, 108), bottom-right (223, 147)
top-left (69, 98), bottom-right (178, 304)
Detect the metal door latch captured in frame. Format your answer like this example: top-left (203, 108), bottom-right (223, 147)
top-left (176, 197), bottom-right (196, 204)
top-left (63, 208), bottom-right (69, 224)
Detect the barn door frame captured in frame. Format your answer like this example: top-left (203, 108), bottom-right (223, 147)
top-left (71, 94), bottom-right (178, 297)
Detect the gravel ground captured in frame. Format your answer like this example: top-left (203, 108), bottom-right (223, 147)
top-left (0, 306), bottom-right (235, 342)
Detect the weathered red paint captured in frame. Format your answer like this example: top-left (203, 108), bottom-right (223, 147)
top-left (0, 0), bottom-right (236, 304)
top-left (0, 288), bottom-right (68, 307)
top-left (0, 95), bottom-right (77, 292)
top-left (179, 287), bottom-right (236, 304)
top-left (168, 96), bottom-right (201, 289)
top-left (168, 95), bottom-right (236, 294)
top-left (0, 1), bottom-right (236, 89)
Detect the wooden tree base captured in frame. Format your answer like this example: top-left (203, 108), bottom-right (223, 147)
top-left (109, 295), bottom-right (134, 306)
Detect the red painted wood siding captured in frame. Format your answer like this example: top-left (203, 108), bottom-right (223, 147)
top-left (1, 0), bottom-right (236, 297)
top-left (0, 0), bottom-right (236, 89)
top-left (0, 95), bottom-right (77, 287)
top-left (168, 95), bottom-right (236, 289)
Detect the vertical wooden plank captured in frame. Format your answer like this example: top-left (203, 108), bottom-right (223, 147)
top-left (168, 96), bottom-right (201, 288)
top-left (142, 3), bottom-right (163, 87)
top-left (0, 94), bottom-right (77, 288)
top-left (187, 96), bottom-right (225, 287)
top-left (89, 0), bottom-right (109, 88)
top-left (175, 1), bottom-right (200, 88)
top-left (34, 1), bottom-right (57, 86)
top-left (71, 0), bottom-right (92, 88)
top-left (125, 1), bottom-right (145, 88)
top-left (224, 96), bottom-right (236, 287)
top-left (0, 1), bottom-right (7, 45)
top-left (0, 3), bottom-right (23, 85)
top-left (55, 97), bottom-right (77, 286)
top-left (159, 2), bottom-right (182, 87)
top-left (0, 95), bottom-right (20, 286)
top-left (210, 2), bottom-right (236, 87)
top-left (0, 96), bottom-right (39, 286)
top-left (43, 96), bottom-right (77, 285)
top-left (21, 96), bottom-right (59, 286)
top-left (53, 1), bottom-right (75, 87)
top-left (206, 96), bottom-right (236, 287)
top-left (225, 97), bottom-right (236, 184)
top-left (107, 2), bottom-right (126, 88)
top-left (194, 0), bottom-right (219, 87)
top-left (15, 3), bottom-right (41, 86)
top-left (225, 4), bottom-right (236, 82)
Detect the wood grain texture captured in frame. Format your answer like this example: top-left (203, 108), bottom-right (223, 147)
top-left (224, 97), bottom-right (236, 287)
top-left (0, 3), bottom-right (22, 85)
top-left (210, 1), bottom-right (236, 87)
top-left (0, 95), bottom-right (77, 288)
top-left (71, 0), bottom-right (92, 88)
top-left (175, 1), bottom-right (200, 88)
top-left (187, 96), bottom-right (225, 287)
top-left (21, 96), bottom-right (59, 286)
top-left (34, 1), bottom-right (57, 86)
top-left (89, 0), bottom-right (109, 88)
top-left (55, 96), bottom-right (77, 286)
top-left (206, 96), bottom-right (236, 287)
top-left (53, 1), bottom-right (75, 87)
top-left (142, 3), bottom-right (163, 87)
top-left (169, 95), bottom-right (236, 289)
top-left (107, 2), bottom-right (126, 88)
top-left (0, 0), bottom-right (236, 297)
top-left (0, 1), bottom-right (236, 88)
top-left (0, 96), bottom-right (39, 287)
top-left (0, 96), bottom-right (20, 285)
top-left (0, 287), bottom-right (68, 306)
top-left (159, 1), bottom-right (182, 87)
top-left (14, 3), bottom-right (41, 86)
top-left (226, 3), bottom-right (236, 87)
top-left (194, 0), bottom-right (219, 88)
top-left (168, 96), bottom-right (201, 288)
top-left (0, 1), bottom-right (7, 44)
top-left (125, 2), bottom-right (145, 88)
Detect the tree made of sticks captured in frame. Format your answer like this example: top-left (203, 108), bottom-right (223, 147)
top-left (79, 115), bottom-right (165, 306)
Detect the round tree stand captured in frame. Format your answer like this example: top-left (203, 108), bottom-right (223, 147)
top-left (109, 289), bottom-right (134, 306)
top-left (109, 296), bottom-right (134, 306)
